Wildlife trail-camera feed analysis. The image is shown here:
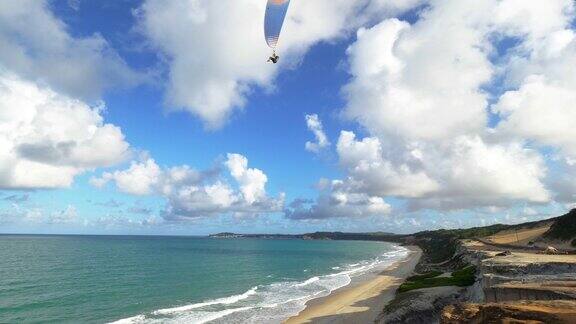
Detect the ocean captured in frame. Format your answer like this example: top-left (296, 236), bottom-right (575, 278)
top-left (0, 235), bottom-right (408, 323)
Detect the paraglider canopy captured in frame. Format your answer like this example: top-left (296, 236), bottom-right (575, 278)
top-left (264, 0), bottom-right (291, 50)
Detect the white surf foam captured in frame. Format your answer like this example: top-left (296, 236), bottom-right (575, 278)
top-left (152, 287), bottom-right (257, 315)
top-left (178, 307), bottom-right (254, 324)
top-left (294, 276), bottom-right (320, 287)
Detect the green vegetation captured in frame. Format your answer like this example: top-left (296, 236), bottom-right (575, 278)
top-left (544, 209), bottom-right (576, 241)
top-left (572, 239), bottom-right (576, 247)
top-left (409, 224), bottom-right (517, 263)
top-left (398, 265), bottom-right (476, 293)
top-left (452, 265), bottom-right (476, 278)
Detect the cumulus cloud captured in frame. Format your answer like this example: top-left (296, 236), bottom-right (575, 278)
top-left (339, 0), bottom-right (572, 207)
top-left (494, 76), bottom-right (576, 155)
top-left (291, 130), bottom-right (548, 218)
top-left (137, 0), bottom-right (424, 128)
top-left (305, 114), bottom-right (330, 153)
top-left (291, 0), bottom-right (576, 219)
top-left (343, 6), bottom-right (492, 141)
top-left (0, 1), bottom-right (136, 191)
top-left (0, 0), bottom-right (140, 100)
top-left (285, 178), bottom-right (391, 220)
top-left (0, 72), bottom-right (130, 189)
top-left (92, 154), bottom-right (284, 219)
top-left (336, 131), bottom-right (439, 199)
top-left (225, 153), bottom-right (268, 204)
top-left (548, 157), bottom-right (576, 203)
top-left (90, 158), bottom-right (163, 195)
top-left (492, 1), bottom-right (576, 156)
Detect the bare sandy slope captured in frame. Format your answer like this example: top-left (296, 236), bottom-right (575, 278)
top-left (486, 224), bottom-right (551, 245)
top-left (485, 251), bottom-right (576, 264)
top-left (285, 246), bottom-right (422, 324)
top-left (482, 222), bottom-right (576, 251)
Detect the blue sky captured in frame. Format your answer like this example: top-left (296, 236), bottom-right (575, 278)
top-left (1, 0), bottom-right (575, 235)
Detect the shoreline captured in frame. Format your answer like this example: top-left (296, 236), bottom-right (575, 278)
top-left (285, 245), bottom-right (422, 324)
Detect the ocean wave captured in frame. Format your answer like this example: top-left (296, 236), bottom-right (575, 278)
top-left (294, 276), bottom-right (319, 287)
top-left (109, 244), bottom-right (409, 324)
top-left (152, 287), bottom-right (258, 315)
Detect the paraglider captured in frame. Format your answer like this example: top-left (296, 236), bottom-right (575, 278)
top-left (264, 0), bottom-right (291, 64)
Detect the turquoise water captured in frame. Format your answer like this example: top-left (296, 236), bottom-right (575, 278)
top-left (0, 235), bottom-right (407, 323)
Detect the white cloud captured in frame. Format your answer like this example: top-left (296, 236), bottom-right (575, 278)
top-left (293, 0), bottom-right (576, 218)
top-left (492, 0), bottom-right (574, 42)
top-left (285, 179), bottom-right (391, 220)
top-left (305, 114), bottom-right (330, 153)
top-left (0, 0), bottom-right (140, 100)
top-left (343, 6), bottom-right (492, 142)
top-left (333, 131), bottom-right (548, 212)
top-left (406, 135), bottom-right (550, 210)
top-left (92, 154), bottom-right (284, 219)
top-left (225, 153), bottom-right (267, 204)
top-left (336, 131), bottom-right (439, 198)
top-left (548, 156), bottom-right (576, 203)
top-left (138, 0), bottom-right (424, 128)
top-left (91, 158), bottom-right (162, 195)
top-left (494, 76), bottom-right (576, 156)
top-left (0, 72), bottom-right (130, 189)
top-left (492, 1), bottom-right (576, 157)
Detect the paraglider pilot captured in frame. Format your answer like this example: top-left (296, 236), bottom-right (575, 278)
top-left (264, 0), bottom-right (290, 64)
top-left (268, 52), bottom-right (279, 64)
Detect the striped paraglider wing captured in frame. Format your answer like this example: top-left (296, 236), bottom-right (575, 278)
top-left (264, 0), bottom-right (291, 49)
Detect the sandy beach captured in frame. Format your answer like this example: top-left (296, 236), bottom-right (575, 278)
top-left (285, 246), bottom-right (422, 324)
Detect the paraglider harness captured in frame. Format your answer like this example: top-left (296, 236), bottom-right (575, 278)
top-left (268, 51), bottom-right (279, 64)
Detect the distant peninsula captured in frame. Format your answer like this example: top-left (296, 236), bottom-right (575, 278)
top-left (209, 231), bottom-right (399, 241)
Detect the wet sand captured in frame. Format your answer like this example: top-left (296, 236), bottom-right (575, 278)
top-left (285, 246), bottom-right (422, 324)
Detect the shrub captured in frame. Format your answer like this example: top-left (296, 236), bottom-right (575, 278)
top-left (398, 266), bottom-right (476, 293)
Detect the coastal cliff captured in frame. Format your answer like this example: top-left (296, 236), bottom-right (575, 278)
top-left (377, 209), bottom-right (576, 324)
top-left (441, 241), bottom-right (576, 323)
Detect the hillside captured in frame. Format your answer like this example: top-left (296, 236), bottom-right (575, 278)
top-left (544, 209), bottom-right (576, 243)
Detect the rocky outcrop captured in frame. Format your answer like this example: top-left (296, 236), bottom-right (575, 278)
top-left (376, 283), bottom-right (483, 324)
top-left (438, 241), bottom-right (576, 323)
top-left (477, 252), bottom-right (576, 304)
top-left (441, 300), bottom-right (576, 324)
